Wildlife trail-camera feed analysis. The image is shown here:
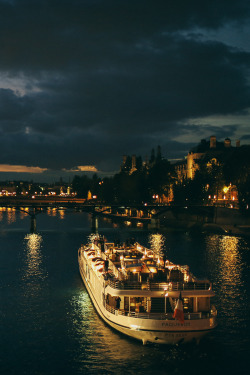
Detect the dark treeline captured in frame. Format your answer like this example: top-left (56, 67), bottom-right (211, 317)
top-left (72, 156), bottom-right (175, 205)
top-left (72, 146), bottom-right (250, 213)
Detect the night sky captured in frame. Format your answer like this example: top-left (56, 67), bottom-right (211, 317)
top-left (0, 0), bottom-right (250, 182)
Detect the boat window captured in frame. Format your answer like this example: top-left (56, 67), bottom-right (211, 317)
top-left (183, 297), bottom-right (193, 312)
top-left (129, 297), bottom-right (146, 313)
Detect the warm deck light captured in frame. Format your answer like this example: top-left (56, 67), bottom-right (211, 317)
top-left (148, 267), bottom-right (157, 273)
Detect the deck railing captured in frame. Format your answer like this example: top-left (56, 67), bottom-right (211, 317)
top-left (167, 282), bottom-right (211, 291)
top-left (107, 279), bottom-right (212, 291)
top-left (105, 305), bottom-right (217, 320)
top-left (108, 279), bottom-right (142, 290)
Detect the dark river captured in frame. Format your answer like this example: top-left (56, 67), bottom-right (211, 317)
top-left (1, 208), bottom-right (250, 375)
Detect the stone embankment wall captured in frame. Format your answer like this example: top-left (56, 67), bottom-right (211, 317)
top-left (159, 207), bottom-right (250, 234)
top-left (214, 207), bottom-right (250, 226)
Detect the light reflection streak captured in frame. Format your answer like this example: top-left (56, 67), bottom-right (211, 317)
top-left (47, 207), bottom-right (58, 217)
top-left (72, 289), bottom-right (193, 371)
top-left (23, 233), bottom-right (47, 282)
top-left (149, 233), bottom-right (165, 258)
top-left (219, 236), bottom-right (241, 286)
top-left (58, 209), bottom-right (65, 220)
top-left (51, 208), bottom-right (57, 217)
top-left (206, 234), bottom-right (247, 328)
top-left (7, 208), bottom-right (16, 224)
top-left (19, 207), bottom-right (30, 220)
top-left (206, 235), bottom-right (242, 288)
top-left (0, 207), bottom-right (30, 223)
top-left (70, 292), bottom-right (141, 367)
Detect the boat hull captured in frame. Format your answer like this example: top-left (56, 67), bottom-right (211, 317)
top-left (78, 254), bottom-right (216, 345)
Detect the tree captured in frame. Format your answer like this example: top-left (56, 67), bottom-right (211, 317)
top-left (150, 148), bottom-right (155, 164)
top-left (156, 145), bottom-right (162, 163)
top-left (223, 146), bottom-right (250, 211)
top-left (72, 175), bottom-right (91, 198)
top-left (147, 159), bottom-right (175, 201)
top-left (98, 177), bottom-right (116, 203)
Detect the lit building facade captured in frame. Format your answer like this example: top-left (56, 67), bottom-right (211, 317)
top-left (174, 135), bottom-right (242, 205)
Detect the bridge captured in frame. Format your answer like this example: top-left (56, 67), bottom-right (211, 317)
top-left (0, 196), bottom-right (167, 213)
top-left (0, 197), bottom-right (216, 231)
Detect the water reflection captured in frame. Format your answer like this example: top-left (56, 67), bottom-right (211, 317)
top-left (23, 233), bottom-right (47, 281)
top-left (1, 209), bottom-right (250, 375)
top-left (47, 207), bottom-right (57, 217)
top-left (149, 233), bottom-right (165, 257)
top-left (206, 235), bottom-right (243, 288)
top-left (0, 208), bottom-right (3, 222)
top-left (219, 236), bottom-right (242, 286)
top-left (6, 207), bottom-right (16, 224)
top-left (70, 289), bottom-right (214, 375)
top-left (58, 209), bottom-right (65, 220)
top-left (19, 208), bottom-right (28, 220)
top-left (206, 235), bottom-right (247, 338)
top-left (70, 291), bottom-right (146, 373)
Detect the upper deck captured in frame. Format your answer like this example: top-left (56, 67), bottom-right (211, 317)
top-left (80, 238), bottom-right (214, 297)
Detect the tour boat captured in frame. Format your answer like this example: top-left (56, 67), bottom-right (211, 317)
top-left (78, 235), bottom-right (217, 345)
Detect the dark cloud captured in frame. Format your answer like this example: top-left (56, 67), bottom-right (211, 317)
top-left (0, 0), bottom-right (250, 178)
top-left (0, 89), bottom-right (33, 124)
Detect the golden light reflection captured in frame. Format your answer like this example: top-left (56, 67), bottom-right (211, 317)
top-left (206, 234), bottom-right (245, 320)
top-left (206, 235), bottom-right (242, 285)
top-left (218, 236), bottom-right (242, 287)
top-left (58, 209), bottom-right (65, 220)
top-left (7, 208), bottom-right (16, 224)
top-left (23, 233), bottom-right (46, 280)
top-left (19, 207), bottom-right (30, 220)
top-left (71, 292), bottom-right (143, 365)
top-left (149, 233), bottom-right (165, 258)
top-left (47, 207), bottom-right (57, 217)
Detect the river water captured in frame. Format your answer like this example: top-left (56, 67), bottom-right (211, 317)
top-left (1, 208), bottom-right (250, 375)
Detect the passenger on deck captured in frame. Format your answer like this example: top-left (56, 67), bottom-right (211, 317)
top-left (116, 296), bottom-right (121, 309)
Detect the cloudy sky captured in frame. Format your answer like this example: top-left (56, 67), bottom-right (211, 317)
top-left (0, 0), bottom-right (250, 181)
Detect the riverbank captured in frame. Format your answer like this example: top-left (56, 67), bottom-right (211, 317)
top-left (98, 206), bottom-right (250, 235)
top-left (186, 223), bottom-right (250, 236)
top-left (158, 206), bottom-right (250, 236)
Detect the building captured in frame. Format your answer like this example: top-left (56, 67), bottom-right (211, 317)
top-left (174, 135), bottom-right (243, 206)
top-left (120, 154), bottom-right (144, 174)
top-left (185, 135), bottom-right (240, 180)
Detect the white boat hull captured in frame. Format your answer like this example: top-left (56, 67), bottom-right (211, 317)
top-left (78, 254), bottom-right (216, 345)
